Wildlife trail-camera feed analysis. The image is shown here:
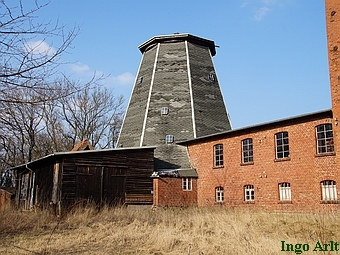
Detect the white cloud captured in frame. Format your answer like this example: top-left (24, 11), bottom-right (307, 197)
top-left (70, 62), bottom-right (90, 73)
top-left (254, 6), bottom-right (271, 21)
top-left (112, 72), bottom-right (135, 86)
top-left (24, 40), bottom-right (56, 56)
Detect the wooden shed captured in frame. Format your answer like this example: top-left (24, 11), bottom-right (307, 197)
top-left (12, 147), bottom-right (155, 212)
top-left (0, 187), bottom-right (15, 211)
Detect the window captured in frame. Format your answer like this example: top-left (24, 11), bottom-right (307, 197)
top-left (208, 73), bottom-right (215, 82)
top-left (137, 77), bottom-right (143, 84)
top-left (279, 182), bottom-right (291, 201)
top-left (321, 180), bottom-right (337, 201)
top-left (244, 185), bottom-right (254, 201)
top-left (165, 135), bottom-right (174, 144)
top-left (182, 178), bottom-right (192, 191)
top-left (316, 124), bottom-right (334, 154)
top-left (161, 107), bottom-right (169, 115)
top-left (242, 138), bottom-right (253, 163)
top-left (214, 144), bottom-right (224, 167)
top-left (275, 132), bottom-right (289, 159)
top-left (215, 186), bottom-right (224, 202)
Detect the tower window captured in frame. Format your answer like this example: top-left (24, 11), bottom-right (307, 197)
top-left (137, 77), bottom-right (143, 84)
top-left (161, 107), bottom-right (169, 115)
top-left (165, 135), bottom-right (174, 144)
top-left (208, 73), bottom-right (215, 82)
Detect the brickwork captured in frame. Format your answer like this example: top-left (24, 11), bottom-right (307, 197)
top-left (186, 113), bottom-right (339, 212)
top-left (153, 177), bottom-right (197, 206)
top-left (325, 0), bottom-right (340, 211)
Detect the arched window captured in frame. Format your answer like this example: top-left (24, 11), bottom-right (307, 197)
top-left (244, 185), bottom-right (254, 201)
top-left (279, 182), bottom-right (291, 201)
top-left (321, 180), bottom-right (337, 201)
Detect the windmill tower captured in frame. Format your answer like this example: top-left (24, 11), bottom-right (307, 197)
top-left (118, 33), bottom-right (232, 172)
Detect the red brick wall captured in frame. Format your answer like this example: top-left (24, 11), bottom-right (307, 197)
top-left (187, 117), bottom-right (339, 212)
top-left (153, 177), bottom-right (197, 207)
top-left (325, 0), bottom-right (340, 212)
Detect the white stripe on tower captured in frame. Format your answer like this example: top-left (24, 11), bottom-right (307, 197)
top-left (140, 43), bottom-right (160, 147)
top-left (117, 53), bottom-right (145, 147)
top-left (185, 40), bottom-right (197, 138)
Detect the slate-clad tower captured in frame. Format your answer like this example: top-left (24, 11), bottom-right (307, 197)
top-left (118, 34), bottom-right (231, 172)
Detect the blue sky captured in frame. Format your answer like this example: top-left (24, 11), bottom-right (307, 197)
top-left (23, 0), bottom-right (331, 129)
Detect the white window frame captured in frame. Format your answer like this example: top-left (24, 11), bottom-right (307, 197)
top-left (279, 182), bottom-right (291, 201)
top-left (161, 107), bottom-right (169, 115)
top-left (215, 186), bottom-right (224, 203)
top-left (165, 135), bottom-right (174, 144)
top-left (137, 77), bottom-right (143, 84)
top-left (244, 185), bottom-right (254, 201)
top-left (182, 178), bottom-right (192, 191)
top-left (214, 144), bottom-right (224, 167)
top-left (321, 180), bottom-right (337, 201)
top-left (242, 138), bottom-right (253, 163)
top-left (208, 73), bottom-right (215, 82)
top-left (275, 132), bottom-right (290, 159)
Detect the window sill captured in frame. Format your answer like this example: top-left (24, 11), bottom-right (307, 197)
top-left (278, 200), bottom-right (292, 204)
top-left (274, 157), bottom-right (291, 162)
top-left (243, 201), bottom-right (255, 204)
top-left (241, 162), bottom-right (254, 166)
top-left (320, 200), bottom-right (339, 204)
top-left (315, 152), bottom-right (335, 158)
top-left (213, 166), bottom-right (224, 169)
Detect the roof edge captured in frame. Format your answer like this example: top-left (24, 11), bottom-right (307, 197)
top-left (178, 109), bottom-right (333, 144)
top-left (138, 33), bottom-right (217, 56)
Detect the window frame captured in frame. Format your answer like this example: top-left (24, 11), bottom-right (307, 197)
top-left (279, 182), bottom-right (291, 201)
top-left (161, 107), bottom-right (169, 115)
top-left (182, 178), bottom-right (192, 191)
top-left (214, 144), bottom-right (224, 167)
top-left (215, 186), bottom-right (224, 203)
top-left (165, 135), bottom-right (174, 144)
top-left (321, 180), bottom-right (337, 201)
top-left (208, 73), bottom-right (215, 82)
top-left (316, 124), bottom-right (334, 154)
top-left (242, 138), bottom-right (254, 164)
top-left (244, 184), bottom-right (254, 202)
top-left (275, 132), bottom-right (290, 159)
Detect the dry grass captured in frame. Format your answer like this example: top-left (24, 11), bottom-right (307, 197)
top-left (0, 205), bottom-right (339, 255)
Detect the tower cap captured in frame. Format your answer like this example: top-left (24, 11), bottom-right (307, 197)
top-left (138, 33), bottom-right (217, 56)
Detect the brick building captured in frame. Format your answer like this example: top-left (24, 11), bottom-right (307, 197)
top-left (146, 0), bottom-right (339, 210)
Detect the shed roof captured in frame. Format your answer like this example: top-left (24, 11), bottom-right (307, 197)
top-left (138, 33), bottom-right (217, 56)
top-left (8, 146), bottom-right (156, 171)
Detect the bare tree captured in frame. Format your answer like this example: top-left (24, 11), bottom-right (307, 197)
top-left (0, 0), bottom-right (78, 104)
top-left (59, 84), bottom-right (124, 149)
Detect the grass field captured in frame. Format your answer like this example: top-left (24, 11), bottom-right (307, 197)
top-left (0, 205), bottom-right (339, 255)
